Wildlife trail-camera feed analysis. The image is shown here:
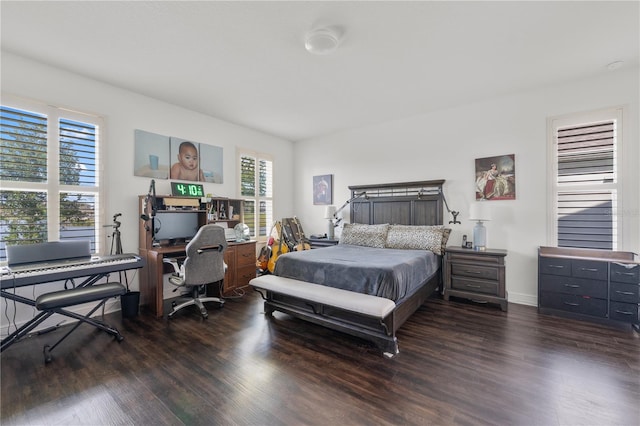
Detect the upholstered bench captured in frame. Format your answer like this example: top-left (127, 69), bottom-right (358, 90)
top-left (35, 282), bottom-right (126, 363)
top-left (249, 275), bottom-right (396, 319)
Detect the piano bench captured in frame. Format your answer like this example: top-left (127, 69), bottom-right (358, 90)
top-left (36, 282), bottom-right (126, 310)
top-left (35, 282), bottom-right (126, 364)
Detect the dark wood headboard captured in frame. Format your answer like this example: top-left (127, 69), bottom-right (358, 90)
top-left (348, 180), bottom-right (445, 226)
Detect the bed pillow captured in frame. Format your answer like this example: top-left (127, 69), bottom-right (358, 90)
top-left (339, 223), bottom-right (389, 248)
top-left (385, 225), bottom-right (451, 255)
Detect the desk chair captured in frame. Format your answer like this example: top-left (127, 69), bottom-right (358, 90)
top-left (163, 224), bottom-right (227, 319)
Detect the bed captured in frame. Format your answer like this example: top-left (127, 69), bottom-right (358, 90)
top-left (250, 180), bottom-right (451, 357)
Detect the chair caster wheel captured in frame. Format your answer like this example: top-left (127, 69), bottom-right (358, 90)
top-left (171, 301), bottom-right (177, 307)
top-left (116, 334), bottom-right (124, 343)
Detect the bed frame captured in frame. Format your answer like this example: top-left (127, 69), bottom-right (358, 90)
top-left (258, 180), bottom-right (446, 357)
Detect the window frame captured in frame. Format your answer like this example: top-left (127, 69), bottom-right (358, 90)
top-left (1, 94), bottom-right (105, 258)
top-left (547, 106), bottom-right (624, 250)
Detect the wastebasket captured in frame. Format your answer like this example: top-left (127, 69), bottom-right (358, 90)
top-left (120, 291), bottom-right (140, 318)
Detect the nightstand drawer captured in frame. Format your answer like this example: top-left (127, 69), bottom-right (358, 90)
top-left (451, 263), bottom-right (498, 281)
top-left (451, 277), bottom-right (498, 296)
top-left (609, 301), bottom-right (639, 323)
top-left (610, 263), bottom-right (640, 284)
top-left (539, 291), bottom-right (607, 317)
top-left (610, 281), bottom-right (639, 303)
top-left (539, 274), bottom-right (607, 299)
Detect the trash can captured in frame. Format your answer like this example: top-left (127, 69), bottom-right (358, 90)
top-left (120, 291), bottom-right (140, 318)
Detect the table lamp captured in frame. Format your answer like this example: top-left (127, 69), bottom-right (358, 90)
top-left (324, 205), bottom-right (337, 239)
top-left (469, 203), bottom-right (491, 251)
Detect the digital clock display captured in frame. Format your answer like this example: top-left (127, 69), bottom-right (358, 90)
top-left (171, 182), bottom-right (204, 197)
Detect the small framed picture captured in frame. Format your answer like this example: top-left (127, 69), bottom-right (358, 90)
top-left (465, 241), bottom-right (473, 249)
top-left (313, 174), bottom-right (333, 205)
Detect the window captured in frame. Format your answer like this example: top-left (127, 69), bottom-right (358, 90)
top-left (548, 107), bottom-right (622, 250)
top-left (0, 96), bottom-right (103, 261)
top-left (238, 150), bottom-right (273, 240)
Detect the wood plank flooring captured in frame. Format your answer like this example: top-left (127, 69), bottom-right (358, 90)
top-left (2, 291), bottom-right (639, 425)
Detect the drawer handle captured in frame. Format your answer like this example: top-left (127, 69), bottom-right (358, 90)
top-left (464, 270), bottom-right (483, 274)
top-left (563, 284), bottom-right (580, 288)
top-left (563, 302), bottom-right (579, 307)
top-left (614, 309), bottom-right (633, 316)
top-left (614, 290), bottom-right (635, 296)
top-left (548, 265), bottom-right (564, 269)
top-left (580, 268), bottom-right (599, 272)
top-left (614, 271), bottom-right (636, 277)
top-left (465, 284), bottom-right (482, 289)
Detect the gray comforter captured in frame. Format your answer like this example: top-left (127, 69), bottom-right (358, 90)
top-left (273, 244), bottom-right (439, 302)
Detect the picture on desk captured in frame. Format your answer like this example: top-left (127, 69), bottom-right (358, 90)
top-left (134, 129), bottom-right (223, 183)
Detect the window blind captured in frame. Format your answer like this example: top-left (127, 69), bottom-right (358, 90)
top-left (556, 120), bottom-right (616, 250)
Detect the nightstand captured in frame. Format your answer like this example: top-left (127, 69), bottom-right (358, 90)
top-left (443, 247), bottom-right (508, 311)
top-left (308, 237), bottom-right (339, 249)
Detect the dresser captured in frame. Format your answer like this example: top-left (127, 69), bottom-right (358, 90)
top-left (221, 241), bottom-right (257, 297)
top-left (443, 247), bottom-right (508, 311)
top-left (538, 246), bottom-right (639, 330)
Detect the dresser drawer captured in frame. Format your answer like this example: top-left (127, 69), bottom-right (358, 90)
top-left (572, 260), bottom-right (608, 281)
top-left (539, 274), bottom-right (607, 299)
top-left (235, 243), bottom-right (256, 267)
top-left (540, 291), bottom-right (607, 317)
top-left (610, 281), bottom-right (639, 303)
top-left (539, 257), bottom-right (571, 276)
top-left (609, 301), bottom-right (639, 323)
top-left (451, 277), bottom-right (498, 296)
top-left (235, 264), bottom-right (256, 287)
top-left (451, 263), bottom-right (499, 281)
top-left (610, 263), bottom-right (640, 284)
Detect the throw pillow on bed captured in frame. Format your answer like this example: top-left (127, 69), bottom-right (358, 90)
top-left (339, 223), bottom-right (389, 248)
top-left (385, 225), bottom-right (450, 255)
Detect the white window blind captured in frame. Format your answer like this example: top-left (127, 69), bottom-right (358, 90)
top-left (239, 150), bottom-right (273, 240)
top-left (550, 109), bottom-right (621, 250)
top-left (0, 98), bottom-right (103, 261)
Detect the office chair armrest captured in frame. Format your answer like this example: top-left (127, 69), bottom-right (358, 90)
top-left (162, 257), bottom-right (181, 274)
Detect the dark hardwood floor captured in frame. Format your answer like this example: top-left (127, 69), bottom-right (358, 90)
top-left (2, 290), bottom-right (639, 425)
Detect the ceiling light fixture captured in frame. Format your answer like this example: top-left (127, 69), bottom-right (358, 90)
top-left (304, 27), bottom-right (341, 55)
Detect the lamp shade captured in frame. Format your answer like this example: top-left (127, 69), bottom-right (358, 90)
top-left (469, 203), bottom-right (492, 221)
top-left (324, 205), bottom-right (337, 219)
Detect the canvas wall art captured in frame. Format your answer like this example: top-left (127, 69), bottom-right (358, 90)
top-left (134, 129), bottom-right (223, 183)
top-left (313, 174), bottom-right (333, 205)
top-left (475, 154), bottom-right (516, 200)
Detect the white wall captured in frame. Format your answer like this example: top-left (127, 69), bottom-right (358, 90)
top-left (293, 67), bottom-right (639, 306)
top-left (1, 52), bottom-right (294, 333)
top-left (1, 49), bottom-right (637, 321)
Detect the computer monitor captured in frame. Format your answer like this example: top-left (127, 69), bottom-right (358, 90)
top-left (152, 211), bottom-right (199, 244)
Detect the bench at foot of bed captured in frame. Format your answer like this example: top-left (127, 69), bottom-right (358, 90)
top-left (249, 275), bottom-right (400, 358)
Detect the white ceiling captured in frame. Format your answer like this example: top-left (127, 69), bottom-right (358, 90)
top-left (1, 1), bottom-right (638, 142)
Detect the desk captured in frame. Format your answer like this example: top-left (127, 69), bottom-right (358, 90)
top-left (139, 240), bottom-right (256, 317)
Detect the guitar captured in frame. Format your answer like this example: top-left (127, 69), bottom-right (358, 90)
top-left (267, 221), bottom-right (288, 273)
top-left (256, 222), bottom-right (276, 271)
top-left (293, 216), bottom-right (311, 251)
